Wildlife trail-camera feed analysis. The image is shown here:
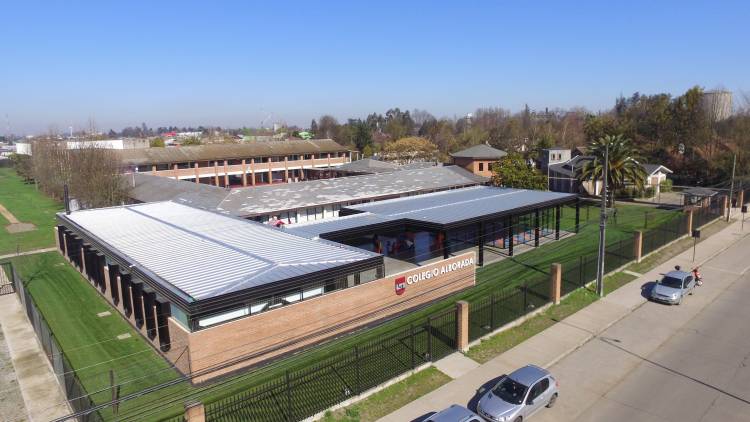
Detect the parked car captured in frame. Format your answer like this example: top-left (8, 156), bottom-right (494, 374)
top-left (425, 404), bottom-right (483, 422)
top-left (476, 365), bottom-right (558, 422)
top-left (650, 270), bottom-right (696, 305)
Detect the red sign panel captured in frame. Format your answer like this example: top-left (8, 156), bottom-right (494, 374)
top-left (394, 276), bottom-right (406, 295)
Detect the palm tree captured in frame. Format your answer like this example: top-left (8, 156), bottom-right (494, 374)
top-left (577, 134), bottom-right (647, 207)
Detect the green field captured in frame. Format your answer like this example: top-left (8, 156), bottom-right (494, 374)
top-left (6, 201), bottom-right (680, 421)
top-left (0, 167), bottom-right (62, 254)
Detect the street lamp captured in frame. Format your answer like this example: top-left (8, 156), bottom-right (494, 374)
top-left (596, 143), bottom-right (609, 297)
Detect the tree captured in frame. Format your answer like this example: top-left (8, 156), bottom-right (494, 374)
top-left (149, 137), bottom-right (165, 147)
top-left (318, 115), bottom-right (339, 139)
top-left (350, 119), bottom-right (372, 151)
top-left (180, 136), bottom-right (202, 146)
top-left (577, 134), bottom-right (646, 207)
top-left (490, 153), bottom-right (548, 190)
top-left (381, 137), bottom-right (438, 164)
top-left (310, 119), bottom-right (318, 135)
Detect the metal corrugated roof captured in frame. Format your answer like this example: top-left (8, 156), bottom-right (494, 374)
top-left (119, 139), bottom-right (348, 166)
top-left (450, 144), bottom-right (508, 159)
top-left (286, 213), bottom-right (397, 239)
top-left (216, 166), bottom-right (487, 217)
top-left (342, 186), bottom-right (577, 225)
top-left (61, 202), bottom-right (378, 301)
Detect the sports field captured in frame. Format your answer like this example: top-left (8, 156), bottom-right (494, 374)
top-left (0, 168), bottom-right (62, 254)
top-left (8, 201), bottom-right (679, 421)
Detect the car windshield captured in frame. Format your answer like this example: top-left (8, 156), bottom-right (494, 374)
top-left (659, 276), bottom-right (683, 289)
top-left (491, 376), bottom-right (528, 405)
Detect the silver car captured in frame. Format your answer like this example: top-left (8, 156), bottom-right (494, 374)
top-left (476, 365), bottom-right (558, 422)
top-left (425, 404), bottom-right (483, 422)
top-left (650, 270), bottom-right (695, 305)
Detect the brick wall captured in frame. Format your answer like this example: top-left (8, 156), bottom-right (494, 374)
top-left (183, 252), bottom-right (476, 383)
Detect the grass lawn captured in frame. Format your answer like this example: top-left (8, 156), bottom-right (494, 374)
top-left (320, 367), bottom-right (451, 422)
top-left (8, 253), bottom-right (187, 421)
top-left (0, 167), bottom-right (62, 254)
top-left (2, 202), bottom-right (683, 421)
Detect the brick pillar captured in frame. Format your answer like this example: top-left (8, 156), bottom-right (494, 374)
top-left (151, 165), bottom-right (156, 175)
top-left (184, 401), bottom-right (205, 422)
top-left (152, 303), bottom-right (160, 346)
top-left (267, 158), bottom-right (272, 184)
top-left (284, 156), bottom-right (289, 182)
top-left (194, 163), bottom-right (199, 183)
top-left (213, 161), bottom-right (220, 186)
top-left (739, 190), bottom-right (745, 207)
top-left (550, 263), bottom-right (562, 305)
top-left (223, 160), bottom-right (229, 186)
top-left (686, 210), bottom-right (694, 235)
top-left (722, 195), bottom-right (728, 218)
top-left (633, 230), bottom-right (643, 263)
top-left (241, 159), bottom-right (247, 187)
top-left (250, 158), bottom-right (256, 186)
top-left (456, 301), bottom-right (469, 351)
top-left (327, 153), bottom-right (331, 167)
top-left (173, 164), bottom-right (179, 180)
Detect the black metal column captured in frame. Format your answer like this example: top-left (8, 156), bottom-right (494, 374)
top-left (508, 216), bottom-right (514, 257)
top-left (442, 230), bottom-right (450, 259)
top-left (534, 209), bottom-right (540, 247)
top-left (575, 198), bottom-right (580, 233)
top-left (556, 205), bottom-right (561, 240)
top-left (477, 222), bottom-right (485, 266)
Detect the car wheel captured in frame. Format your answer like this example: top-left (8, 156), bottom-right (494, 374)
top-left (514, 417), bottom-right (523, 422)
top-left (547, 393), bottom-right (558, 408)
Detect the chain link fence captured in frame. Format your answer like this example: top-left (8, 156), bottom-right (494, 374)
top-left (1, 262), bottom-right (103, 422)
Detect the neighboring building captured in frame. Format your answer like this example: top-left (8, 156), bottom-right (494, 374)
top-left (127, 165), bottom-right (487, 223)
top-left (538, 147), bottom-right (572, 175)
top-left (642, 164), bottom-right (673, 188)
top-left (680, 187), bottom-right (718, 207)
top-left (55, 185), bottom-right (578, 381)
top-left (121, 139), bottom-right (351, 186)
top-left (702, 90), bottom-right (733, 122)
top-left (13, 138), bottom-right (149, 156)
top-left (450, 143), bottom-right (507, 178)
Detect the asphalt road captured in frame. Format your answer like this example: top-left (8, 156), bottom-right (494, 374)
top-left (536, 232), bottom-right (750, 422)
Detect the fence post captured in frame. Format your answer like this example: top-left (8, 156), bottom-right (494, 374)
top-left (489, 294), bottom-right (496, 330)
top-left (184, 401), bottom-right (205, 422)
top-left (578, 256), bottom-right (584, 286)
top-left (285, 370), bottom-right (293, 422)
top-left (355, 345), bottom-right (361, 394)
top-left (722, 195), bottom-right (728, 219)
top-left (550, 263), bottom-right (562, 305)
top-left (456, 301), bottom-right (469, 352)
top-left (426, 317), bottom-right (433, 361)
top-left (634, 230), bottom-right (643, 263)
top-left (410, 324), bottom-right (416, 369)
top-left (739, 190), bottom-right (745, 207)
top-left (686, 209), bottom-right (694, 235)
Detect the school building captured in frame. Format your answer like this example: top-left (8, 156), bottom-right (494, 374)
top-left (54, 186), bottom-right (579, 382)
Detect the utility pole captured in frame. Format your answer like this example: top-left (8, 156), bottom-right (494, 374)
top-left (727, 153), bottom-right (736, 222)
top-left (596, 144), bottom-right (609, 297)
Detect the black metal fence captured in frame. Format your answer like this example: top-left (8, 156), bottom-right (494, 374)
top-left (204, 309), bottom-right (457, 422)
top-left (467, 273), bottom-right (550, 341)
top-left (1, 262), bottom-right (103, 422)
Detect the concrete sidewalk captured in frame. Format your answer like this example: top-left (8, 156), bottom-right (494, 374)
top-left (0, 291), bottom-right (70, 421)
top-left (379, 215), bottom-right (749, 422)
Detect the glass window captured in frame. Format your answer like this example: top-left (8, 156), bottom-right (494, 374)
top-left (479, 162), bottom-right (484, 171)
top-left (283, 291), bottom-right (302, 303)
top-left (198, 307), bottom-right (249, 328)
top-left (170, 304), bottom-right (189, 329)
top-left (359, 268), bottom-right (378, 284)
top-left (303, 287), bottom-right (323, 299)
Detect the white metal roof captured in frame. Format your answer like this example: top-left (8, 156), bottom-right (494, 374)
top-left (342, 186), bottom-right (576, 225)
top-left (62, 202), bottom-right (378, 301)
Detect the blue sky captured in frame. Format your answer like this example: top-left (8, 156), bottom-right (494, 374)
top-left (1, 0), bottom-right (748, 135)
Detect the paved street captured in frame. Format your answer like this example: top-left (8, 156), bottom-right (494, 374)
top-left (380, 216), bottom-right (750, 422)
top-left (536, 234), bottom-right (750, 422)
